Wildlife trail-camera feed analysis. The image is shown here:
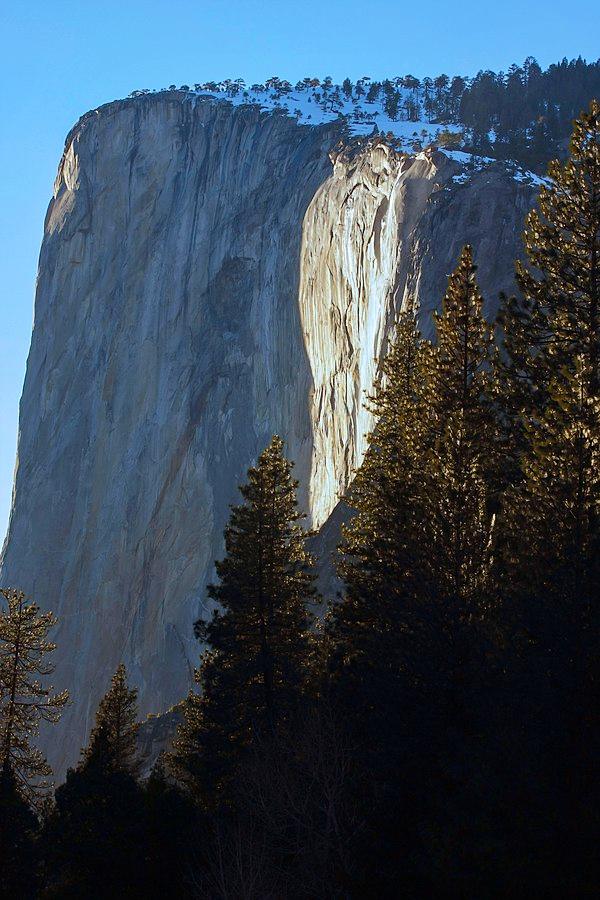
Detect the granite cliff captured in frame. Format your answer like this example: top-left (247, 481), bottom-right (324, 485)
top-left (0, 92), bottom-right (537, 774)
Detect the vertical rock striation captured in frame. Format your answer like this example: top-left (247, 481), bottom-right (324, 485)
top-left (299, 145), bottom-right (444, 526)
top-left (299, 145), bottom-right (535, 529)
top-left (1, 94), bottom-right (537, 774)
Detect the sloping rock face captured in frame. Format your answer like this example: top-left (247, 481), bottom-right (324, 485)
top-left (0, 94), bottom-right (536, 774)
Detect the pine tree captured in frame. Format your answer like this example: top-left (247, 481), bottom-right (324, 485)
top-left (171, 436), bottom-right (317, 803)
top-left (501, 99), bottom-right (600, 409)
top-left (498, 102), bottom-right (600, 599)
top-left (491, 103), bottom-right (600, 894)
top-left (406, 251), bottom-right (506, 893)
top-left (329, 257), bottom-right (500, 717)
top-left (143, 760), bottom-right (198, 899)
top-left (326, 284), bottom-right (503, 893)
top-left (84, 664), bottom-right (140, 775)
top-left (328, 305), bottom-right (430, 700)
top-left (44, 667), bottom-right (144, 898)
top-left (422, 245), bottom-right (501, 609)
top-left (323, 306), bottom-right (426, 894)
top-left (500, 361), bottom-right (600, 607)
top-left (491, 368), bottom-right (600, 896)
top-left (324, 307), bottom-right (450, 850)
top-left (0, 588), bottom-right (68, 805)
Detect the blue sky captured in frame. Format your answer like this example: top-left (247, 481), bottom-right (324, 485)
top-left (1, 0), bottom-right (599, 542)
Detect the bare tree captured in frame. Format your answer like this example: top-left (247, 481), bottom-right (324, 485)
top-left (193, 702), bottom-right (361, 899)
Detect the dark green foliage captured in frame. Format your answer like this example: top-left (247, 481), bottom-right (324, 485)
top-left (499, 364), bottom-right (600, 606)
top-left (84, 664), bottom-right (140, 775)
top-left (353, 57), bottom-right (599, 166)
top-left (459, 57), bottom-right (600, 165)
top-left (488, 101), bottom-right (600, 895)
top-left (191, 703), bottom-right (357, 899)
top-left (41, 667), bottom-right (144, 898)
top-left (0, 764), bottom-right (39, 899)
top-left (329, 249), bottom-right (500, 708)
top-left (0, 591), bottom-right (66, 897)
top-left (170, 436), bottom-right (317, 804)
top-left (325, 304), bottom-right (439, 770)
top-left (516, 100), bottom-right (600, 395)
top-left (365, 80), bottom-right (381, 103)
top-left (382, 80), bottom-right (400, 119)
top-left (326, 258), bottom-right (503, 892)
top-left (193, 59), bottom-right (599, 166)
top-left (333, 305), bottom-right (429, 633)
top-left (422, 245), bottom-right (502, 608)
top-left (43, 740), bottom-right (146, 899)
top-left (498, 99), bottom-right (600, 423)
top-left (498, 100), bottom-right (600, 599)
top-left (143, 761), bottom-right (199, 899)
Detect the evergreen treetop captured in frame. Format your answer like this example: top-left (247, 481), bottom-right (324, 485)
top-left (422, 245), bottom-right (502, 607)
top-left (497, 103), bottom-right (600, 607)
top-left (336, 303), bottom-right (429, 618)
top-left (508, 100), bottom-right (600, 400)
top-left (84, 663), bottom-right (140, 776)
top-left (171, 436), bottom-right (317, 802)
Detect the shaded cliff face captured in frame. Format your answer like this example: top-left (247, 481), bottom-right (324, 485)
top-left (0, 94), bottom-right (536, 774)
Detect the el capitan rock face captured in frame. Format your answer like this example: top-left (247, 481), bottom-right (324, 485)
top-left (0, 93), bottom-right (536, 773)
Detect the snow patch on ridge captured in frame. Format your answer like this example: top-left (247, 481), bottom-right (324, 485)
top-left (134, 81), bottom-right (458, 152)
top-left (184, 86), bottom-right (546, 190)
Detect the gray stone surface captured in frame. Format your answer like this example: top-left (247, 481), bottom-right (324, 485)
top-left (0, 94), bottom-right (537, 776)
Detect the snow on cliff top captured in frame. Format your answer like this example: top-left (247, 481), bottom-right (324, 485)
top-left (127, 79), bottom-right (548, 188)
top-left (132, 78), bottom-right (452, 147)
